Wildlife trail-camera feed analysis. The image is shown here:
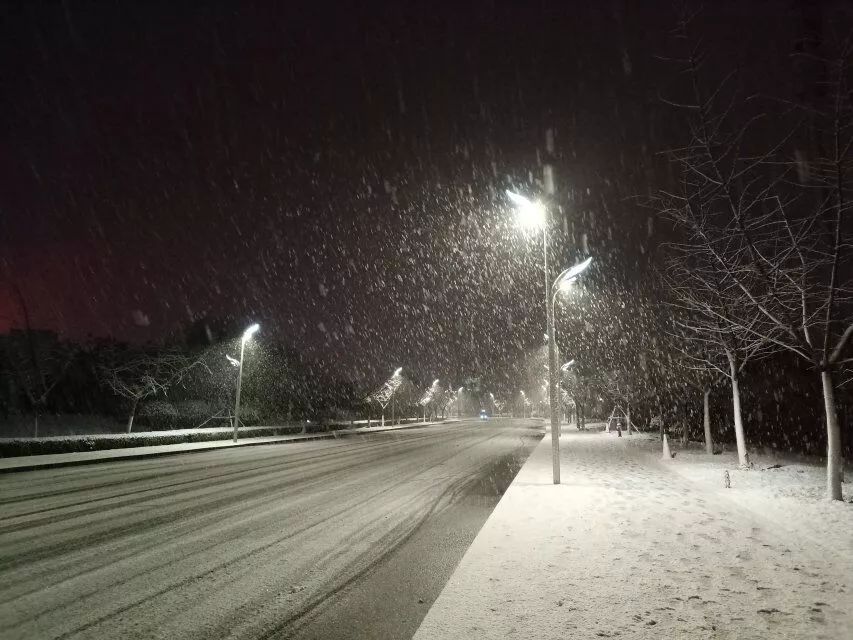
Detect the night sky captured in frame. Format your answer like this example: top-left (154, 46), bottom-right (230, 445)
top-left (1, 0), bottom-right (844, 386)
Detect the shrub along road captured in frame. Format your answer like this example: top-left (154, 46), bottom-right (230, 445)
top-left (0, 418), bottom-right (542, 640)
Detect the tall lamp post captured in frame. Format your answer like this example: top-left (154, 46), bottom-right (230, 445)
top-left (456, 386), bottom-right (464, 418)
top-left (545, 258), bottom-right (592, 482)
top-left (233, 323), bottom-right (260, 443)
top-left (509, 190), bottom-right (594, 483)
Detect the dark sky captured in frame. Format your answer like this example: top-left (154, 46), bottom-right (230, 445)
top-left (0, 0), bottom-right (845, 387)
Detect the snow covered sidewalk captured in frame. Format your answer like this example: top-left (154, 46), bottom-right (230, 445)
top-left (414, 430), bottom-right (852, 640)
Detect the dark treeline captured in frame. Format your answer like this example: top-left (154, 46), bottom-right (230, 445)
top-left (0, 318), bottom-right (370, 436)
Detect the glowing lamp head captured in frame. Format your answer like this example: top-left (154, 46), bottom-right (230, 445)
top-left (561, 360), bottom-right (575, 371)
top-left (506, 190), bottom-right (545, 229)
top-left (565, 257), bottom-right (593, 281)
top-left (242, 323), bottom-right (260, 342)
top-left (559, 277), bottom-right (575, 294)
top-left (393, 367), bottom-right (403, 377)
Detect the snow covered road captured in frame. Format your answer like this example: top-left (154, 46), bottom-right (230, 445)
top-left (415, 430), bottom-right (852, 639)
top-left (0, 419), bottom-right (542, 640)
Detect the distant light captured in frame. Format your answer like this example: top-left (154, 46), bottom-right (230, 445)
top-left (506, 190), bottom-right (545, 229)
top-left (433, 378), bottom-right (440, 385)
top-left (393, 367), bottom-right (403, 377)
top-left (561, 360), bottom-right (575, 371)
top-left (559, 278), bottom-right (574, 293)
top-left (226, 355), bottom-right (240, 367)
top-left (242, 323), bottom-right (260, 341)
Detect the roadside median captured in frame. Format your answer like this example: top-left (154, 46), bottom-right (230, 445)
top-left (0, 419), bottom-right (459, 473)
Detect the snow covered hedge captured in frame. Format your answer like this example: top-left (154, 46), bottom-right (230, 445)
top-left (0, 424), bottom-right (303, 457)
top-left (134, 400), bottom-right (262, 430)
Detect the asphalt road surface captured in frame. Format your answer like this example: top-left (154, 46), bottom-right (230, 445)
top-left (0, 418), bottom-right (542, 640)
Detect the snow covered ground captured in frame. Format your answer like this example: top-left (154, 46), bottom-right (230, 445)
top-left (414, 429), bottom-right (852, 640)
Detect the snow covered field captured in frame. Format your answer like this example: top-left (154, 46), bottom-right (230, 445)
top-left (415, 430), bottom-right (852, 640)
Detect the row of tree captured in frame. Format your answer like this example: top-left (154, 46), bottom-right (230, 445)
top-left (364, 369), bottom-right (490, 425)
top-left (517, 24), bottom-right (852, 502)
top-left (652, 23), bottom-right (852, 500)
top-left (0, 327), bottom-right (359, 435)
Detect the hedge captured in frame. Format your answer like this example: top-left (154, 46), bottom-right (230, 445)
top-left (0, 424), bottom-right (305, 457)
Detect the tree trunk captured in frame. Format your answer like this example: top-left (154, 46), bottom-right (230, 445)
top-left (626, 403), bottom-right (632, 435)
top-left (703, 389), bottom-right (713, 455)
top-left (657, 396), bottom-right (664, 441)
top-left (821, 370), bottom-right (844, 501)
top-left (729, 366), bottom-right (748, 467)
top-left (682, 402), bottom-right (689, 446)
top-left (33, 411), bottom-right (39, 438)
top-left (127, 397), bottom-right (140, 433)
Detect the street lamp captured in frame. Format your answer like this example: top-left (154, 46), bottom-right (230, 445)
top-left (456, 386), bottom-right (464, 418)
top-left (233, 323), bottom-right (260, 443)
top-left (546, 258), bottom-right (592, 473)
top-left (391, 367), bottom-right (402, 425)
top-left (508, 190), bottom-right (593, 484)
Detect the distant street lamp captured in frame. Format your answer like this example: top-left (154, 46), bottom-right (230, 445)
top-left (233, 323), bottom-right (260, 442)
top-left (365, 367), bottom-right (403, 426)
top-left (456, 386), bottom-right (464, 418)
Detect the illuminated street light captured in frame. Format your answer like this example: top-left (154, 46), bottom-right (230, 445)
top-left (507, 189), bottom-right (560, 479)
top-left (549, 258), bottom-right (592, 440)
top-left (506, 190), bottom-right (546, 229)
top-left (366, 367), bottom-right (404, 426)
top-left (233, 323), bottom-right (260, 442)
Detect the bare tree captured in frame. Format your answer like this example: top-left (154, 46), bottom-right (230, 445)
top-left (660, 23), bottom-right (852, 497)
top-left (1, 283), bottom-right (75, 436)
top-left (100, 349), bottom-right (209, 432)
top-left (365, 367), bottom-right (405, 426)
top-left (561, 365), bottom-right (598, 430)
top-left (433, 385), bottom-right (454, 419)
top-left (418, 379), bottom-right (441, 421)
top-left (658, 242), bottom-right (770, 466)
top-left (600, 370), bottom-right (641, 435)
top-left (651, 330), bottom-right (724, 454)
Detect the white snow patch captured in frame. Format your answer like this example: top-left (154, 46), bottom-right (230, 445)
top-left (415, 430), bottom-right (852, 639)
